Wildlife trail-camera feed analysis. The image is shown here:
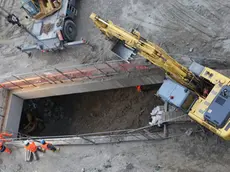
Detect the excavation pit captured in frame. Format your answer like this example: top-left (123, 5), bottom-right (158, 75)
top-left (18, 85), bottom-right (163, 136)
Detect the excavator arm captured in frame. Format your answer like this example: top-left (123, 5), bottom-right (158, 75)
top-left (90, 13), bottom-right (203, 94)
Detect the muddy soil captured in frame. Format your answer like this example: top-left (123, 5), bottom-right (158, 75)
top-left (20, 86), bottom-right (163, 136)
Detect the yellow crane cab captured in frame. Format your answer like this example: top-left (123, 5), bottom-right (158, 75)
top-left (158, 62), bottom-right (230, 140)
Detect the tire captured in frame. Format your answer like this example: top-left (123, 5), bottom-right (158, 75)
top-left (63, 19), bottom-right (77, 42)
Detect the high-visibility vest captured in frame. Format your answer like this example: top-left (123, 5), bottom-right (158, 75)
top-left (0, 133), bottom-right (12, 142)
top-left (41, 143), bottom-right (49, 150)
top-left (41, 143), bottom-right (52, 150)
top-left (0, 145), bottom-right (6, 152)
top-left (25, 142), bottom-right (37, 152)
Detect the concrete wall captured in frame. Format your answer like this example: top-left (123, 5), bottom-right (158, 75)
top-left (1, 69), bottom-right (165, 134)
top-left (0, 89), bottom-right (9, 130)
top-left (3, 94), bottom-right (23, 137)
top-left (12, 70), bottom-right (165, 99)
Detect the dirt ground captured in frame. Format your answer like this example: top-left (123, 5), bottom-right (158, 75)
top-left (20, 86), bottom-right (163, 136)
top-left (1, 134), bottom-right (230, 172)
top-left (2, 1), bottom-right (230, 171)
top-left (0, 0), bottom-right (230, 78)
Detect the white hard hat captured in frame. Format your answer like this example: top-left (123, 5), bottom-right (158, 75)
top-left (24, 140), bottom-right (29, 145)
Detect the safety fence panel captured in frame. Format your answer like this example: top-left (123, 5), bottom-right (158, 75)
top-left (9, 125), bottom-right (168, 146)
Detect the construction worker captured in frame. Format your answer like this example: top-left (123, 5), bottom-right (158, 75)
top-left (0, 140), bottom-right (11, 154)
top-left (136, 84), bottom-right (161, 93)
top-left (136, 85), bottom-right (142, 92)
top-left (40, 139), bottom-right (60, 152)
top-left (0, 132), bottom-right (13, 142)
top-left (24, 140), bottom-right (43, 161)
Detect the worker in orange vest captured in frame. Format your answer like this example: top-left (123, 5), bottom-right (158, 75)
top-left (40, 139), bottom-right (60, 152)
top-left (24, 140), bottom-right (43, 161)
top-left (0, 140), bottom-right (11, 154)
top-left (0, 132), bottom-right (13, 142)
top-left (136, 84), bottom-right (160, 93)
top-left (136, 85), bottom-right (142, 92)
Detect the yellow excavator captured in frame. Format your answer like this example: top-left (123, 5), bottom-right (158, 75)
top-left (20, 0), bottom-right (62, 20)
top-left (90, 13), bottom-right (230, 140)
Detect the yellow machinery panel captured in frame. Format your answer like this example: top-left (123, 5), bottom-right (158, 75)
top-left (189, 67), bottom-right (230, 140)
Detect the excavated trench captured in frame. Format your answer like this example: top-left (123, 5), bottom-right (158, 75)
top-left (19, 85), bottom-right (163, 136)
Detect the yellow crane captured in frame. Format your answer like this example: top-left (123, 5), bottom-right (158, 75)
top-left (90, 13), bottom-right (230, 140)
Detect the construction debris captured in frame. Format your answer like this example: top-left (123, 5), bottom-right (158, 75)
top-left (149, 106), bottom-right (164, 127)
top-left (185, 128), bottom-right (193, 136)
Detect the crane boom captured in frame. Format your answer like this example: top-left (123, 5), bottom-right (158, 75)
top-left (90, 13), bottom-right (203, 94)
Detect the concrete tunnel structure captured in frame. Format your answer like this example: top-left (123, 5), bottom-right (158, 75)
top-left (2, 57), bottom-right (230, 138)
top-left (0, 59), bottom-right (166, 137)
